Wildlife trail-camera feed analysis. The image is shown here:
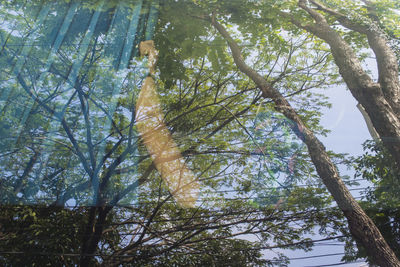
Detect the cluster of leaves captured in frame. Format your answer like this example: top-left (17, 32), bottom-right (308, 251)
top-left (343, 141), bottom-right (400, 265)
top-left (0, 206), bottom-right (90, 266)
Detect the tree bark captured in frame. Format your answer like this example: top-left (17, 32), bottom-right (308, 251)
top-left (292, 0), bottom-right (400, 169)
top-left (210, 13), bottom-right (400, 267)
top-left (80, 207), bottom-right (112, 266)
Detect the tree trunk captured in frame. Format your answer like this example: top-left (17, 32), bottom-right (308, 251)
top-left (80, 207), bottom-right (111, 266)
top-left (211, 14), bottom-right (400, 267)
top-left (292, 0), bottom-right (400, 169)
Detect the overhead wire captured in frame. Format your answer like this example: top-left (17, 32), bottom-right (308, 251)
top-left (303, 260), bottom-right (367, 267)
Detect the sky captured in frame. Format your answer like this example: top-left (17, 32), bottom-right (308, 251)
top-left (280, 53), bottom-right (384, 267)
top-left (281, 83), bottom-right (372, 267)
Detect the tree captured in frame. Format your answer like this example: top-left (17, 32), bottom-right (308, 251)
top-left (1, 1), bottom-right (351, 265)
top-left (343, 140), bottom-right (400, 265)
top-left (182, 0), bottom-right (400, 265)
top-left (280, 2), bottom-right (400, 264)
top-left (287, 0), bottom-right (400, 169)
top-left (2, 0), bottom-right (398, 266)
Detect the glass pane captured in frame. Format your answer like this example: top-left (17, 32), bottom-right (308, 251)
top-left (0, 0), bottom-right (159, 206)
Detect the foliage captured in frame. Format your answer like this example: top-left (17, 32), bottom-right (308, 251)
top-left (0, 206), bottom-right (90, 266)
top-left (343, 141), bottom-right (400, 265)
top-left (3, 0), bottom-right (391, 265)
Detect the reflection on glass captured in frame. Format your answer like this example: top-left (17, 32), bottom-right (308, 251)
top-left (136, 40), bottom-right (199, 207)
top-left (0, 0), bottom-right (159, 206)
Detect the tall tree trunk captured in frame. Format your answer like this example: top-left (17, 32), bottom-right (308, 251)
top-left (290, 0), bottom-right (400, 169)
top-left (210, 13), bottom-right (400, 267)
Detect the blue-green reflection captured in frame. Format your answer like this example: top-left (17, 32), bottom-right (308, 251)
top-left (0, 0), bottom-right (159, 206)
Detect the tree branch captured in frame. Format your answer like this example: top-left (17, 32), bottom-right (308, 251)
top-left (307, 0), bottom-right (400, 113)
top-left (210, 13), bottom-right (400, 267)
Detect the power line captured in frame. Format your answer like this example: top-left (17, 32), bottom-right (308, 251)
top-left (304, 260), bottom-right (366, 267)
top-left (0, 236), bottom-right (349, 258)
top-left (271, 252), bottom-right (345, 261)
